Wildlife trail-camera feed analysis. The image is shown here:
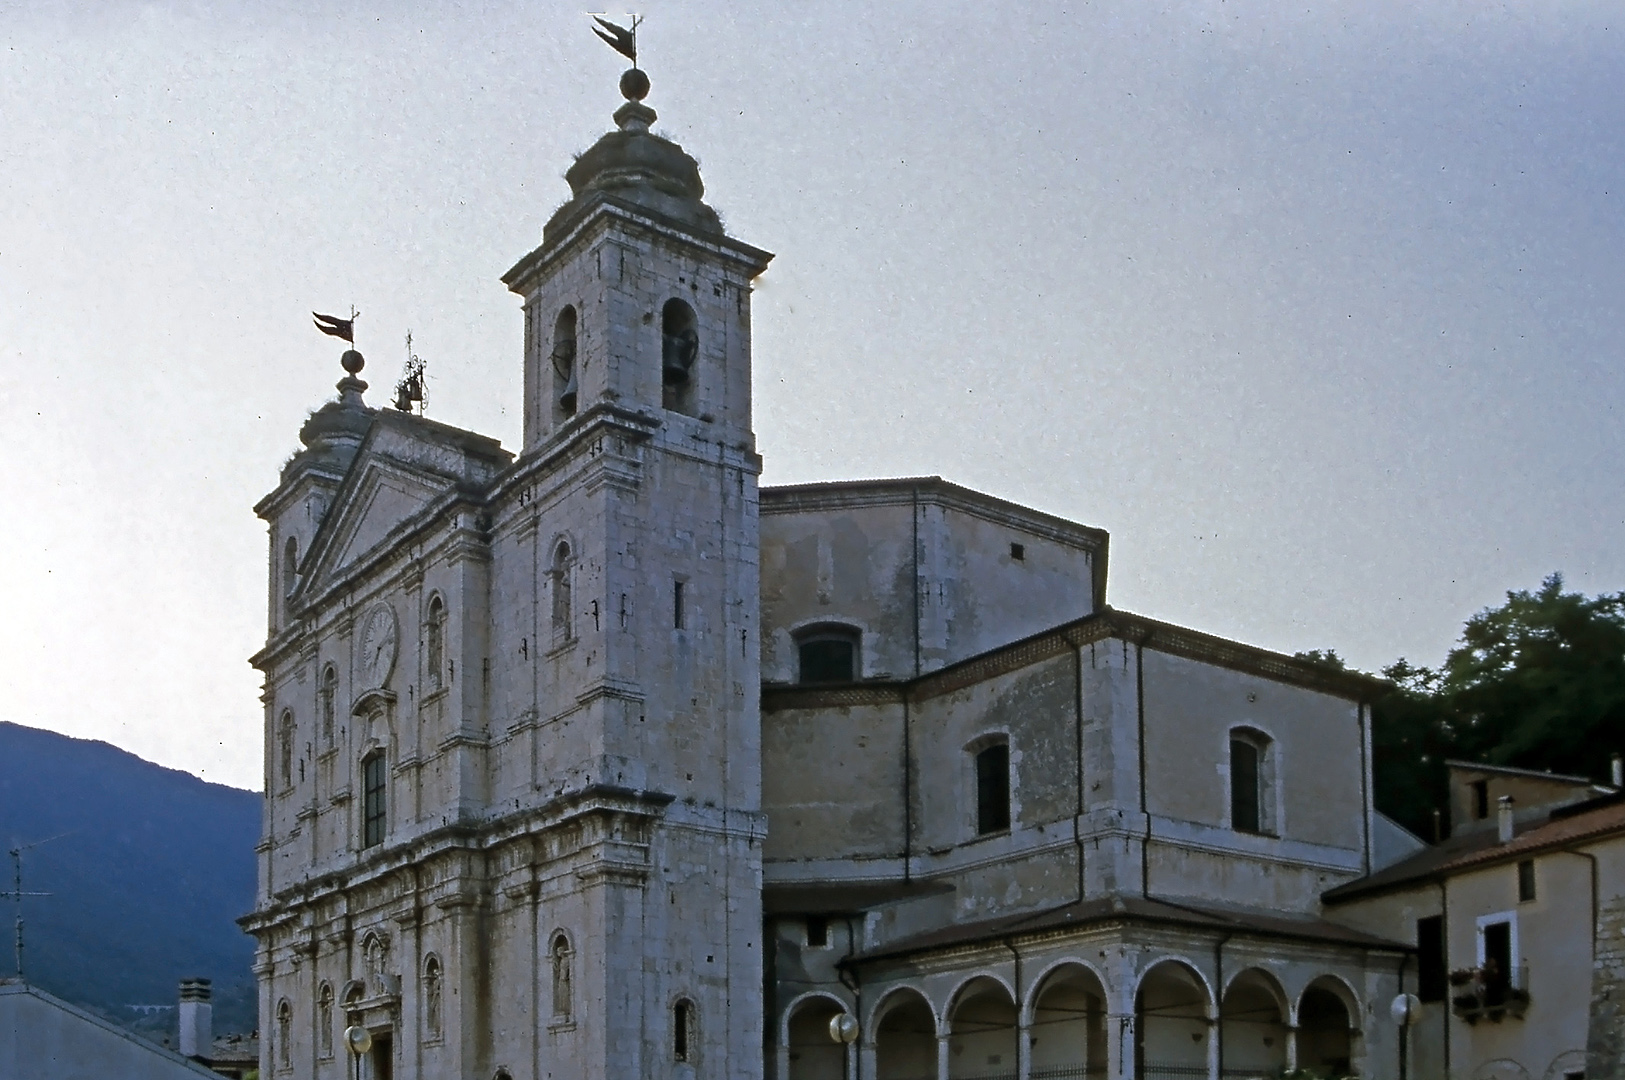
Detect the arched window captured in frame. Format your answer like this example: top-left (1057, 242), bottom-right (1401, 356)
top-left (974, 738), bottom-right (1012, 835)
top-left (317, 982), bottom-right (334, 1059)
top-left (425, 596), bottom-right (445, 691)
top-left (278, 710), bottom-right (296, 790)
top-left (551, 933), bottom-right (573, 1020)
top-left (1229, 728), bottom-right (1275, 834)
top-left (661, 298), bottom-right (698, 413)
top-left (673, 998), bottom-right (696, 1062)
top-left (552, 306), bottom-right (578, 419)
top-left (276, 998), bottom-right (292, 1070)
top-left (362, 751), bottom-right (387, 848)
top-left (283, 537), bottom-right (299, 597)
top-left (423, 955), bottom-right (443, 1041)
top-left (795, 624), bottom-right (861, 684)
top-left (551, 542), bottom-right (573, 639)
top-left (320, 665), bottom-right (337, 745)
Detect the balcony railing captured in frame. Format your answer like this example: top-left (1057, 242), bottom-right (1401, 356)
top-left (1449, 964), bottom-right (1530, 1023)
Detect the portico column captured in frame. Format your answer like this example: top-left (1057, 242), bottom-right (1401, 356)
top-left (1285, 1024), bottom-right (1298, 1072)
top-left (1206, 1006), bottom-right (1221, 1080)
top-left (938, 1031), bottom-right (952, 1080)
top-left (775, 1040), bottom-right (790, 1080)
top-left (857, 1040), bottom-right (877, 1080)
top-left (1016, 1016), bottom-right (1031, 1080)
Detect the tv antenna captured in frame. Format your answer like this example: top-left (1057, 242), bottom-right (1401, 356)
top-left (1, 833), bottom-right (70, 982)
top-left (393, 330), bottom-right (428, 415)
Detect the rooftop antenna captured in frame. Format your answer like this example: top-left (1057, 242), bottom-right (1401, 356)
top-left (1, 832), bottom-right (70, 982)
top-left (393, 330), bottom-right (428, 415)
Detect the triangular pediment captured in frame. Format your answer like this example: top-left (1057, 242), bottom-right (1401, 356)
top-left (293, 414), bottom-right (511, 602)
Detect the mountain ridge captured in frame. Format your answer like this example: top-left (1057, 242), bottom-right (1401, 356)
top-left (0, 720), bottom-right (259, 1036)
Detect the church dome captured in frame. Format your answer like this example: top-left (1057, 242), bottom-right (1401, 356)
top-left (543, 75), bottom-right (723, 243)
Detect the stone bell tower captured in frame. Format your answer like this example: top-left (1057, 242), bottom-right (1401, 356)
top-left (493, 61), bottom-right (773, 1080)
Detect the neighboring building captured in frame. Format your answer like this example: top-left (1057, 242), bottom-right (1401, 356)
top-left (242, 65), bottom-right (1427, 1079)
top-left (178, 978), bottom-right (259, 1079)
top-left (0, 979), bottom-right (224, 1080)
top-left (1325, 762), bottom-right (1625, 1080)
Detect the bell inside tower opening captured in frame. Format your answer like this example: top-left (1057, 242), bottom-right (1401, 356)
top-left (661, 297), bottom-right (698, 413)
top-left (552, 305), bottom-right (578, 418)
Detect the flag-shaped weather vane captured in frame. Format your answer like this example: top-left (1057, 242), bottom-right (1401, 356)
top-left (591, 13), bottom-right (640, 65)
top-left (590, 14), bottom-right (652, 102)
top-left (313, 308), bottom-right (358, 344)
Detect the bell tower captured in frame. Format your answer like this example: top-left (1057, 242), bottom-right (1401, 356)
top-left (506, 68), bottom-right (768, 452)
top-left (496, 59), bottom-right (772, 1080)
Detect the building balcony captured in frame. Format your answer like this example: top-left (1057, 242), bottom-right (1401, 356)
top-left (1449, 964), bottom-right (1530, 1024)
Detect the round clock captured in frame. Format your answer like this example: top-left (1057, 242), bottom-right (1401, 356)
top-left (359, 604), bottom-right (399, 689)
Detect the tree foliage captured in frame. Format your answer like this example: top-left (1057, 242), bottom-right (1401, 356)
top-left (1370, 574), bottom-right (1625, 838)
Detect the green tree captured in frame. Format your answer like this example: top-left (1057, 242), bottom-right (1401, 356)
top-left (1369, 574), bottom-right (1625, 837)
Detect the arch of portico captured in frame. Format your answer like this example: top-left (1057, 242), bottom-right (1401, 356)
top-left (1133, 958), bottom-right (1213, 1080)
top-left (1026, 961), bottom-right (1109, 1080)
top-left (782, 990), bottom-right (851, 1080)
top-left (871, 986), bottom-right (939, 1080)
top-left (1219, 967), bottom-right (1289, 1077)
top-left (948, 975), bottom-right (1020, 1080)
top-left (1294, 975), bottom-right (1359, 1078)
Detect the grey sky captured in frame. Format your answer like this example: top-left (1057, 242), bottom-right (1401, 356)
top-left (2, 1), bottom-right (1621, 790)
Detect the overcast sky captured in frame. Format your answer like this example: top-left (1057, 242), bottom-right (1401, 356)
top-left (2, 1), bottom-right (1621, 791)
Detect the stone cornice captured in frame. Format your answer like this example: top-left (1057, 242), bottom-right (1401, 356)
top-left (245, 784), bottom-right (679, 930)
top-left (502, 197), bottom-right (773, 297)
top-left (762, 607), bottom-right (1390, 711)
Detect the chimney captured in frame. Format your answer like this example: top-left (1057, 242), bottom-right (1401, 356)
top-left (1612, 753), bottom-right (1622, 789)
top-left (1497, 795), bottom-right (1516, 844)
top-left (178, 978), bottom-right (213, 1059)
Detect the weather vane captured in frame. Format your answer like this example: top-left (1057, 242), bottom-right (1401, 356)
top-left (313, 307), bottom-right (359, 347)
top-left (590, 13), bottom-right (641, 67)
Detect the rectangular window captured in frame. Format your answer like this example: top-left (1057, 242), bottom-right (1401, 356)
top-left (1009, 542), bottom-right (1025, 561)
top-left (1417, 915), bottom-right (1446, 1002)
top-left (1472, 779), bottom-right (1490, 820)
top-left (673, 580), bottom-right (685, 630)
top-left (1230, 739), bottom-right (1261, 833)
top-left (976, 743), bottom-right (1011, 834)
top-left (798, 637), bottom-right (856, 684)
top-left (362, 753), bottom-right (387, 848)
top-left (1482, 920), bottom-right (1513, 1005)
top-left (1518, 859), bottom-right (1537, 902)
top-left (805, 916), bottom-right (828, 949)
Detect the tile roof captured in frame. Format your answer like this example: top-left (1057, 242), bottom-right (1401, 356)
top-left (1325, 794), bottom-right (1625, 903)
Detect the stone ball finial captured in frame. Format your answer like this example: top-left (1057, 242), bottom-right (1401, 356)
top-left (341, 349), bottom-right (365, 374)
top-left (620, 68), bottom-right (650, 102)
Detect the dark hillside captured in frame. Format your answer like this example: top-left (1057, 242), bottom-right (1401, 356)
top-left (0, 721), bottom-right (259, 1036)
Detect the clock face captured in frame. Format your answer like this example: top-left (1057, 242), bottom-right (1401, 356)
top-left (360, 604), bottom-right (398, 689)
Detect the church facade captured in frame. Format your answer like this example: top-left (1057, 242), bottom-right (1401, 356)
top-left (243, 69), bottom-right (1422, 1080)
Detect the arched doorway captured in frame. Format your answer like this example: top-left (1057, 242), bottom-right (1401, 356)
top-left (873, 989), bottom-right (938, 1080)
top-left (1297, 979), bottom-right (1354, 1076)
top-left (1220, 969), bottom-right (1288, 1077)
top-left (787, 995), bottom-right (847, 1080)
top-left (1029, 963), bottom-right (1108, 1079)
top-left (949, 976), bottom-right (1019, 1080)
top-left (1134, 960), bottom-right (1211, 1079)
